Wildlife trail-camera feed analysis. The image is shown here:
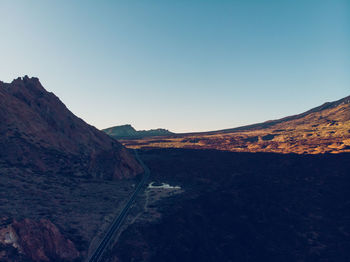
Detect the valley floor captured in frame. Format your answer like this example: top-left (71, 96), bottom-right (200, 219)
top-left (106, 148), bottom-right (350, 262)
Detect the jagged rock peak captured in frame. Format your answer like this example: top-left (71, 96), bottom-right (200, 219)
top-left (8, 75), bottom-right (46, 92)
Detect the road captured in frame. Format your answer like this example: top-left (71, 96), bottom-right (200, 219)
top-left (88, 150), bottom-right (150, 262)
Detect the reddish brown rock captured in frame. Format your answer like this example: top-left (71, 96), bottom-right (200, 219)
top-left (0, 76), bottom-right (143, 179)
top-left (9, 218), bottom-right (79, 262)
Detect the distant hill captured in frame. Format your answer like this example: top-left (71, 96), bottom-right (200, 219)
top-left (0, 76), bottom-right (143, 179)
top-left (121, 95), bottom-right (350, 154)
top-left (103, 124), bottom-right (173, 139)
top-left (207, 95), bottom-right (350, 134)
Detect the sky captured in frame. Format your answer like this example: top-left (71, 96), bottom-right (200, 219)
top-left (1, 0), bottom-right (349, 133)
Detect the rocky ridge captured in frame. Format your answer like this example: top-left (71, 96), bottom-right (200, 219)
top-left (0, 76), bottom-right (143, 179)
top-left (103, 124), bottom-right (173, 139)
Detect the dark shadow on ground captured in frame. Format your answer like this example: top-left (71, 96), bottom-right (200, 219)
top-left (110, 148), bottom-right (350, 262)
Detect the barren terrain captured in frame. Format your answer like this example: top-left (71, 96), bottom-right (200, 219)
top-left (121, 96), bottom-right (350, 154)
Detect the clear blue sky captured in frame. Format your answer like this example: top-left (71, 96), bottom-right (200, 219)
top-left (1, 0), bottom-right (349, 132)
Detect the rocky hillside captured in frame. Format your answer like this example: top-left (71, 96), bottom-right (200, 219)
top-left (122, 95), bottom-right (350, 154)
top-left (0, 76), bottom-right (143, 179)
top-left (212, 95), bottom-right (350, 133)
top-left (103, 124), bottom-right (173, 139)
top-left (0, 217), bottom-right (79, 262)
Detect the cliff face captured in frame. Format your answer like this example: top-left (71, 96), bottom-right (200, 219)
top-left (0, 76), bottom-right (143, 179)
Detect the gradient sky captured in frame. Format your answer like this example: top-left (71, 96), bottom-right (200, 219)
top-left (1, 0), bottom-right (349, 132)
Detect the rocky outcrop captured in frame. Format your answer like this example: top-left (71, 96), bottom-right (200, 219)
top-left (0, 76), bottom-right (143, 179)
top-left (103, 124), bottom-right (173, 139)
top-left (0, 218), bottom-right (79, 262)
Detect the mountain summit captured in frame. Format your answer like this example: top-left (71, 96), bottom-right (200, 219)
top-left (0, 76), bottom-right (143, 179)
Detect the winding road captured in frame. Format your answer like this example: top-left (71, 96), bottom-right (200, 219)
top-left (88, 150), bottom-right (150, 262)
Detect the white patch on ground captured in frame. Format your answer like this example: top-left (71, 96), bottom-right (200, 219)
top-left (147, 182), bottom-right (181, 190)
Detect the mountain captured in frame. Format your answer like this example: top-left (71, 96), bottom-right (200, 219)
top-left (0, 76), bottom-right (143, 179)
top-left (103, 124), bottom-right (173, 139)
top-left (121, 95), bottom-right (350, 154)
top-left (209, 95), bottom-right (350, 133)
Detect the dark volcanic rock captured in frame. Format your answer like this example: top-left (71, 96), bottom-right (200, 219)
top-left (110, 149), bottom-right (350, 262)
top-left (0, 76), bottom-right (143, 179)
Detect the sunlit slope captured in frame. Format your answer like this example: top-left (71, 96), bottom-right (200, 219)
top-left (122, 96), bottom-right (350, 154)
